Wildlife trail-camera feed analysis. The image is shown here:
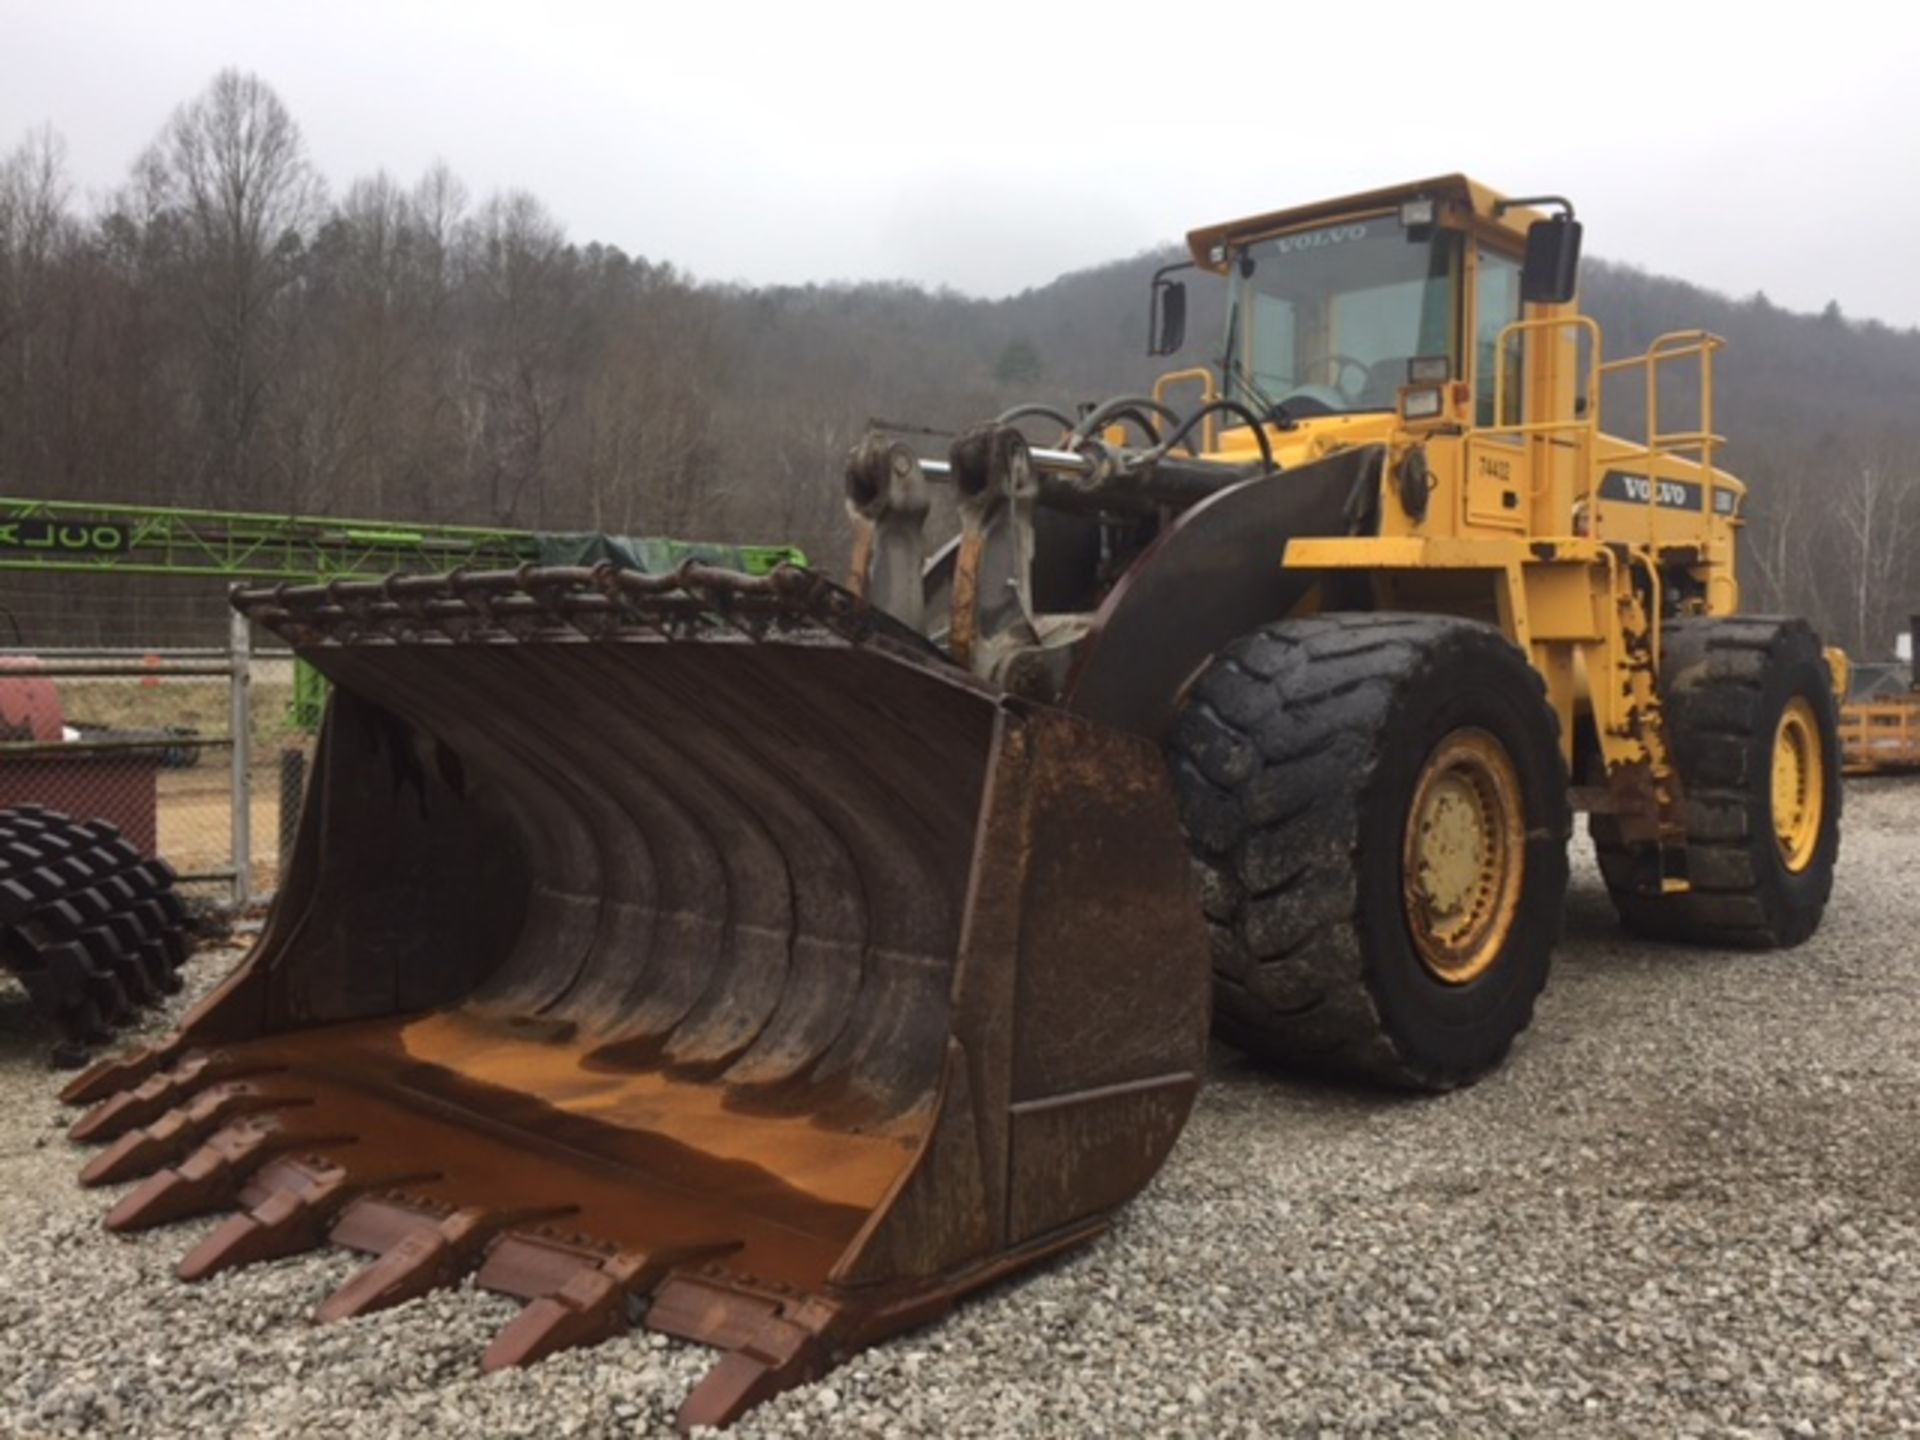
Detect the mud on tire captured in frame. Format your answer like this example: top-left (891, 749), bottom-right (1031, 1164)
top-left (0, 806), bottom-right (190, 1065)
top-left (1168, 614), bottom-right (1571, 1091)
top-left (1591, 616), bottom-right (1841, 948)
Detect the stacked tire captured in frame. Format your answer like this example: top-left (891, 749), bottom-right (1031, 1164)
top-left (0, 806), bottom-right (190, 1066)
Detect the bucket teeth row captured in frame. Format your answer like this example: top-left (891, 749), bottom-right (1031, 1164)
top-left (69, 1054), bottom-right (849, 1432)
top-left (70, 1071), bottom-right (830, 1432)
top-left (60, 1035), bottom-right (187, 1106)
top-left (315, 1202), bottom-right (574, 1322)
top-left (105, 1117), bottom-right (357, 1232)
top-left (480, 1238), bottom-right (744, 1372)
top-left (176, 1160), bottom-right (441, 1282)
top-left (69, 1051), bottom-right (274, 1144)
top-left (80, 1081), bottom-right (301, 1186)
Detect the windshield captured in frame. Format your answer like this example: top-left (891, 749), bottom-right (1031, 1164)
top-left (1224, 216), bottom-right (1458, 419)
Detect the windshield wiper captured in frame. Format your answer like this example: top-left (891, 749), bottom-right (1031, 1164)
top-left (1223, 357), bottom-right (1305, 432)
top-left (1223, 356), bottom-right (1283, 426)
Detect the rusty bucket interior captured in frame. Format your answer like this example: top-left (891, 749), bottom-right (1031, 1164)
top-left (63, 566), bottom-right (1208, 1431)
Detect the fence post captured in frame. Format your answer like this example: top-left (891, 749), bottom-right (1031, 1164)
top-left (229, 607), bottom-right (252, 909)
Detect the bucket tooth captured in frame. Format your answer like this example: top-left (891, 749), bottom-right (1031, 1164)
top-left (315, 1203), bottom-right (574, 1323)
top-left (104, 1119), bottom-right (356, 1233)
top-left (671, 1298), bottom-right (840, 1435)
top-left (80, 1083), bottom-right (303, 1187)
top-left (69, 1052), bottom-right (277, 1144)
top-left (478, 1237), bottom-right (742, 1372)
top-left (59, 1036), bottom-right (187, 1106)
top-left (645, 1275), bottom-right (841, 1433)
top-left (176, 1160), bottom-right (440, 1282)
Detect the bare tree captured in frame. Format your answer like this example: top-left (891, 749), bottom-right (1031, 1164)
top-left (142, 69), bottom-right (320, 504)
top-left (0, 127), bottom-right (74, 484)
top-left (1832, 441), bottom-right (1920, 657)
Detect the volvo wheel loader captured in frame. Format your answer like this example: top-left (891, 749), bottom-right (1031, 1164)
top-left (62, 176), bottom-right (1842, 1430)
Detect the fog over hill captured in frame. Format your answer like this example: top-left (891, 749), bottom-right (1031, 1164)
top-left (3, 72), bottom-right (1916, 657)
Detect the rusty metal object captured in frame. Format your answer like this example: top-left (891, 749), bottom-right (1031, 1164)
top-left (949, 530), bottom-right (984, 670)
top-left (844, 519), bottom-right (875, 601)
top-left (67, 563), bottom-right (1209, 1432)
top-left (946, 425), bottom-right (1035, 676)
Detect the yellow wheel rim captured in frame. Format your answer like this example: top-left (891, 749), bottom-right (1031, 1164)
top-left (1402, 728), bottom-right (1526, 985)
top-left (1772, 697), bottom-right (1824, 873)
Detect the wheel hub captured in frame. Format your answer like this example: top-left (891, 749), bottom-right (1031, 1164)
top-left (1403, 728), bottom-right (1525, 984)
top-left (1771, 696), bottom-right (1824, 873)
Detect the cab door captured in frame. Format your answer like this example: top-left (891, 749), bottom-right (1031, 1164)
top-left (1463, 246), bottom-right (1529, 532)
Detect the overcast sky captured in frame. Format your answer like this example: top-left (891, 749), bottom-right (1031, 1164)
top-left (8, 1), bottom-right (1920, 327)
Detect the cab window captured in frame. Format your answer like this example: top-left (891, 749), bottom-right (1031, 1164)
top-left (1474, 249), bottom-right (1523, 426)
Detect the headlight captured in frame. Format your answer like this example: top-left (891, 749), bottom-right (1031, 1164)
top-left (1401, 387), bottom-right (1445, 421)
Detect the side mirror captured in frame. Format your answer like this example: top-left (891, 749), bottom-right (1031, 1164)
top-left (1149, 275), bottom-right (1187, 356)
top-left (1521, 217), bottom-right (1583, 304)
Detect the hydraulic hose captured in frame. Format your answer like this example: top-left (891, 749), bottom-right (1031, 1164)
top-left (1133, 399), bottom-right (1276, 474)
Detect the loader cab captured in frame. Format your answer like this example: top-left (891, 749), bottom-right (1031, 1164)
top-left (1185, 176), bottom-right (1565, 454)
top-left (1219, 210), bottom-right (1461, 422)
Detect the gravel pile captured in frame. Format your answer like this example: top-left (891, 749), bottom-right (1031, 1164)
top-left (2, 781), bottom-right (1917, 1437)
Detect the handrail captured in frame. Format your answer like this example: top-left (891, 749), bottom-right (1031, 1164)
top-left (1479, 315), bottom-right (1602, 524)
top-left (1480, 318), bottom-right (1728, 548)
top-left (1596, 329), bottom-right (1727, 536)
top-left (1151, 367), bottom-right (1220, 453)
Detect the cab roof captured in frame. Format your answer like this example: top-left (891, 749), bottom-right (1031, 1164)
top-left (1186, 175), bottom-right (1545, 272)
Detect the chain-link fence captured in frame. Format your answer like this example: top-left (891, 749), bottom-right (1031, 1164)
top-left (0, 614), bottom-right (314, 909)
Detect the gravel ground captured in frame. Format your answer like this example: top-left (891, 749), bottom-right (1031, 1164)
top-left (2, 780), bottom-right (1917, 1438)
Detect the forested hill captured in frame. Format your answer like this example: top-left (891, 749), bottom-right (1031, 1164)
top-left (3, 72), bottom-right (1917, 656)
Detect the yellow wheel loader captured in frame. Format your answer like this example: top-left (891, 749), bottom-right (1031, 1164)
top-left (63, 175), bottom-right (1842, 1429)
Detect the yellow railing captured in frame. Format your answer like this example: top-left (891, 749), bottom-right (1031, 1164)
top-left (1151, 367), bottom-right (1219, 453)
top-left (1597, 329), bottom-right (1727, 530)
top-left (1483, 318), bottom-right (1728, 547)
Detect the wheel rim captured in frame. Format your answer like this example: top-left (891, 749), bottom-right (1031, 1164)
top-left (1402, 728), bottom-right (1526, 985)
top-left (1771, 696), bottom-right (1824, 873)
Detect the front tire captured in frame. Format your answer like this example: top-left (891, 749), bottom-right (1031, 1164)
top-left (1168, 614), bottom-right (1571, 1090)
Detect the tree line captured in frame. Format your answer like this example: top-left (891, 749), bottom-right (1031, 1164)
top-left (2, 70), bottom-right (1916, 660)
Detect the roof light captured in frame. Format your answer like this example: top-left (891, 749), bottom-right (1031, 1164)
top-left (1400, 198), bottom-right (1436, 229)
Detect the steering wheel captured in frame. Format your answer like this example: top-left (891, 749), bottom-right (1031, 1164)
top-left (1297, 352), bottom-right (1372, 405)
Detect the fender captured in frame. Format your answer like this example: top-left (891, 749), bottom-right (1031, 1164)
top-left (1062, 445), bottom-right (1381, 740)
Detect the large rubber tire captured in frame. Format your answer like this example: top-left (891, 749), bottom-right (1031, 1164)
top-left (0, 806), bottom-right (190, 1065)
top-left (1590, 617), bottom-right (1841, 947)
top-left (1168, 614), bottom-right (1571, 1090)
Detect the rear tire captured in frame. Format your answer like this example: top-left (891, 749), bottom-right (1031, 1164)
top-left (1168, 614), bottom-right (1571, 1090)
top-left (1591, 616), bottom-right (1841, 947)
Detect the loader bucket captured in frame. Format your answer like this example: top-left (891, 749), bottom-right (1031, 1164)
top-left (63, 564), bottom-right (1209, 1431)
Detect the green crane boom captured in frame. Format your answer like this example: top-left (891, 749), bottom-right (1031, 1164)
top-left (0, 496), bottom-right (804, 582)
top-left (0, 495), bottom-right (808, 729)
